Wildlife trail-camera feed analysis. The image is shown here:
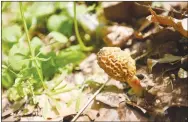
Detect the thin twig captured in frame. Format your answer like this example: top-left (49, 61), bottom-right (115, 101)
top-left (71, 78), bottom-right (110, 122)
top-left (135, 2), bottom-right (188, 18)
top-left (134, 51), bottom-right (150, 61)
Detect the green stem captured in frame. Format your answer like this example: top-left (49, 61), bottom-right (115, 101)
top-left (33, 59), bottom-right (46, 88)
top-left (19, 2), bottom-right (46, 89)
top-left (19, 2), bottom-right (33, 56)
top-left (74, 2), bottom-right (93, 51)
top-left (52, 84), bottom-right (67, 91)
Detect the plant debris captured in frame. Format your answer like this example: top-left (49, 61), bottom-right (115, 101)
top-left (147, 8), bottom-right (188, 38)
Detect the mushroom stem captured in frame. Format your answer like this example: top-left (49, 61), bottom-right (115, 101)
top-left (127, 76), bottom-right (143, 97)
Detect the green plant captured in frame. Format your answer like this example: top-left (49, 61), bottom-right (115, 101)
top-left (2, 2), bottom-right (98, 119)
top-left (3, 2), bottom-right (90, 103)
top-left (20, 2), bottom-right (46, 89)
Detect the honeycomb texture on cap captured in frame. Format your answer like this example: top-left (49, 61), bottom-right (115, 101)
top-left (97, 47), bottom-right (136, 82)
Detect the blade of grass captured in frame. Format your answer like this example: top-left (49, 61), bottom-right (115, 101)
top-left (52, 84), bottom-right (67, 91)
top-left (75, 92), bottom-right (82, 112)
top-left (48, 86), bottom-right (77, 96)
top-left (75, 83), bottom-right (85, 112)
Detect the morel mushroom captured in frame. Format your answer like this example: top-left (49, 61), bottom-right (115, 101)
top-left (97, 47), bottom-right (143, 96)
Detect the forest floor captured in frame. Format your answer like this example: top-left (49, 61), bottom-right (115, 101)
top-left (2, 2), bottom-right (188, 122)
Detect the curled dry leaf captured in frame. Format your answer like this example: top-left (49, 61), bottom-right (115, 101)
top-left (147, 8), bottom-right (188, 38)
top-left (134, 19), bottom-right (160, 39)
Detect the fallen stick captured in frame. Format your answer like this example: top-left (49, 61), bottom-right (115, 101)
top-left (71, 78), bottom-right (110, 122)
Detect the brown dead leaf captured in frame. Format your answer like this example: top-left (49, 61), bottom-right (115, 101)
top-left (76, 115), bottom-right (91, 121)
top-left (95, 108), bottom-right (120, 121)
top-left (147, 8), bottom-right (188, 37)
top-left (18, 104), bottom-right (35, 116)
top-left (103, 25), bottom-right (134, 47)
top-left (117, 102), bottom-right (149, 121)
top-left (126, 101), bottom-right (148, 114)
top-left (161, 2), bottom-right (188, 12)
top-left (106, 79), bottom-right (125, 90)
top-left (2, 99), bottom-right (25, 118)
top-left (102, 2), bottom-right (132, 23)
top-left (83, 109), bottom-right (99, 121)
top-left (20, 116), bottom-right (45, 121)
top-left (62, 114), bottom-right (91, 122)
top-left (79, 53), bottom-right (98, 74)
top-left (147, 74), bottom-right (188, 113)
top-left (3, 115), bottom-right (20, 122)
top-left (164, 105), bottom-right (188, 122)
top-left (134, 18), bottom-right (161, 39)
top-left (96, 92), bottom-right (126, 107)
top-left (2, 97), bottom-right (10, 112)
top-left (102, 2), bottom-right (152, 23)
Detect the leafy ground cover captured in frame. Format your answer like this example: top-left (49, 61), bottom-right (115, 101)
top-left (2, 1), bottom-right (188, 122)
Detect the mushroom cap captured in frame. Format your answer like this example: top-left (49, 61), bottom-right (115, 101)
top-left (97, 47), bottom-right (136, 82)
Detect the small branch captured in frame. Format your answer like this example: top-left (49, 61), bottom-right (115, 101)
top-left (71, 78), bottom-right (110, 122)
top-left (135, 2), bottom-right (188, 18)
